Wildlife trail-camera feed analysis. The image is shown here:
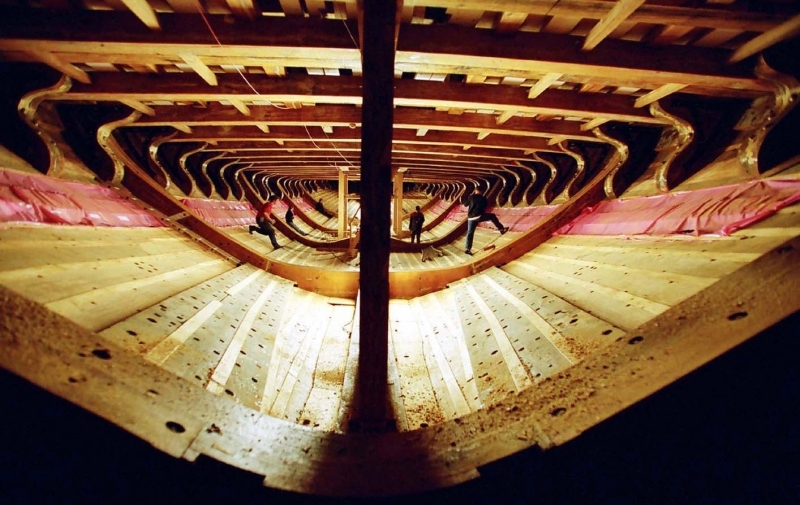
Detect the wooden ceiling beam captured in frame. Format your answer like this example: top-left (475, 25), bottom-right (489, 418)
top-left (128, 104), bottom-right (603, 140)
top-left (397, 24), bottom-right (770, 92)
top-left (728, 13), bottom-right (800, 63)
top-left (582, 0), bottom-right (645, 51)
top-left (63, 74), bottom-right (659, 124)
top-left (120, 0), bottom-right (161, 30)
top-left (399, 0), bottom-right (788, 32)
top-left (149, 125), bottom-right (575, 152)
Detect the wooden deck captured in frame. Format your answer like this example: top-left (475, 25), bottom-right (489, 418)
top-left (2, 203), bottom-right (797, 435)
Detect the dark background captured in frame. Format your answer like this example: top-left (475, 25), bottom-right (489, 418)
top-left (2, 311), bottom-right (798, 505)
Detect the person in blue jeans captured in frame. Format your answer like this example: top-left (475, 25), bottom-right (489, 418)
top-left (463, 188), bottom-right (508, 255)
top-left (249, 201), bottom-right (281, 249)
top-left (285, 207), bottom-right (308, 236)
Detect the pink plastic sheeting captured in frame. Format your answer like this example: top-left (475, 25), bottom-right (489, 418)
top-left (557, 179), bottom-right (800, 236)
top-left (292, 197), bottom-right (314, 213)
top-left (445, 202), bottom-right (560, 232)
top-left (181, 198), bottom-right (257, 227)
top-left (0, 169), bottom-right (163, 227)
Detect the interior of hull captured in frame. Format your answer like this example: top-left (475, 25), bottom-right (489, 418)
top-left (1, 0), bottom-right (799, 499)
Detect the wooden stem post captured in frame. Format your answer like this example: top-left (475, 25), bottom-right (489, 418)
top-left (355, 0), bottom-right (396, 431)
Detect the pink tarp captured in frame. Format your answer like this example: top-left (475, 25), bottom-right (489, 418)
top-left (557, 179), bottom-right (800, 236)
top-left (0, 169), bottom-right (163, 227)
top-left (181, 198), bottom-right (257, 227)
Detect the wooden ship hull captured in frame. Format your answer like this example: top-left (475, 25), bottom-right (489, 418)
top-left (1, 0), bottom-right (799, 500)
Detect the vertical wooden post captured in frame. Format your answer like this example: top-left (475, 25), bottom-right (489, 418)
top-left (338, 169), bottom-right (348, 237)
top-left (392, 168), bottom-right (404, 237)
top-left (356, 0), bottom-right (396, 431)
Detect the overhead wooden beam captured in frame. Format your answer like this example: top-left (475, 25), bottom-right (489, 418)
top-left (527, 73), bottom-right (562, 99)
top-left (179, 54), bottom-right (218, 86)
top-left (581, 117), bottom-right (608, 131)
top-left (228, 98), bottom-right (251, 116)
top-left (24, 50), bottom-right (90, 84)
top-left (583, 0), bottom-right (645, 51)
top-left (225, 0), bottom-right (259, 19)
top-left (119, 98), bottom-right (155, 116)
top-left (634, 83), bottom-right (687, 108)
top-left (120, 0), bottom-right (161, 30)
top-left (728, 13), bottom-right (800, 63)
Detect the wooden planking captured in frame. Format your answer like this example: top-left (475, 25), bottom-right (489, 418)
top-left (156, 269), bottom-right (277, 388)
top-left (521, 251), bottom-right (715, 306)
top-left (488, 267), bottom-right (625, 361)
top-left (461, 280), bottom-right (532, 391)
top-left (206, 278), bottom-right (278, 395)
top-left (472, 272), bottom-right (574, 380)
top-left (426, 289), bottom-right (481, 411)
top-left (534, 240), bottom-right (751, 278)
top-left (259, 290), bottom-right (315, 414)
top-left (449, 280), bottom-right (519, 406)
top-left (0, 249), bottom-right (226, 304)
top-left (389, 299), bottom-right (444, 429)
top-left (386, 318), bottom-right (410, 431)
top-left (45, 259), bottom-right (232, 332)
top-left (269, 297), bottom-right (333, 420)
top-left (335, 294), bottom-right (360, 432)
top-left (411, 298), bottom-right (471, 418)
top-left (298, 303), bottom-right (355, 430)
top-left (223, 277), bottom-right (296, 411)
top-left (100, 264), bottom-right (260, 353)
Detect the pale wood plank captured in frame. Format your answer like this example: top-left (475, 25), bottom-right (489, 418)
top-left (449, 281), bottom-right (517, 406)
top-left (389, 300), bottom-right (443, 429)
top-left (259, 290), bottom-right (314, 413)
top-left (206, 278), bottom-right (278, 394)
top-left (46, 259), bottom-right (232, 331)
top-left (411, 298), bottom-right (471, 418)
top-left (299, 304), bottom-right (354, 430)
top-left (503, 261), bottom-right (664, 332)
top-left (99, 264), bottom-right (260, 353)
top-left (462, 281), bottom-right (533, 391)
top-left (487, 267), bottom-right (625, 362)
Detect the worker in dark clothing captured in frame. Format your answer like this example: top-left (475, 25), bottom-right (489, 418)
top-left (315, 198), bottom-right (334, 218)
top-left (285, 207), bottom-right (308, 236)
top-left (249, 201), bottom-right (281, 249)
top-left (463, 188), bottom-right (508, 255)
top-left (409, 205), bottom-right (425, 244)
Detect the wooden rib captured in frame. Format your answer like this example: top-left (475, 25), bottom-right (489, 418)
top-left (279, 0), bottom-right (304, 16)
top-left (581, 117), bottom-right (608, 131)
top-left (262, 65), bottom-right (286, 76)
top-left (120, 0), bottom-right (161, 30)
top-left (120, 98), bottom-right (155, 116)
top-left (228, 98), bottom-right (251, 116)
top-left (527, 73), bottom-right (562, 99)
top-left (496, 110), bottom-right (516, 125)
top-left (496, 12), bottom-right (527, 34)
top-left (225, 0), bottom-right (258, 19)
top-left (634, 83), bottom-right (688, 108)
top-left (179, 53), bottom-right (218, 86)
top-left (25, 50), bottom-right (90, 84)
top-left (583, 0), bottom-right (645, 51)
top-left (729, 13), bottom-right (800, 63)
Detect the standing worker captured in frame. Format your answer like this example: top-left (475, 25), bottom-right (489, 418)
top-left (463, 188), bottom-right (508, 255)
top-left (409, 205), bottom-right (425, 244)
top-left (285, 207), bottom-right (308, 236)
top-left (249, 201), bottom-right (281, 250)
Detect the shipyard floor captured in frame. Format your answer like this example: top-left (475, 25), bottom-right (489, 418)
top-left (2, 311), bottom-right (798, 504)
